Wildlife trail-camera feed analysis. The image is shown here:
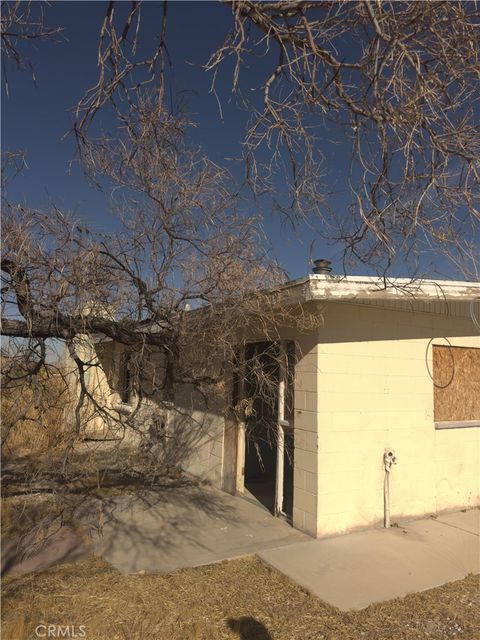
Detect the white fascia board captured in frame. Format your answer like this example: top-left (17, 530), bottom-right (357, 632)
top-left (301, 275), bottom-right (480, 302)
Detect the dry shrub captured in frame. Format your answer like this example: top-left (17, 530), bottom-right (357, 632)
top-left (1, 363), bottom-right (70, 456)
top-left (1, 493), bottom-right (63, 538)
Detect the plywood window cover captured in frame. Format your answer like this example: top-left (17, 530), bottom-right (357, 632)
top-left (433, 345), bottom-right (480, 424)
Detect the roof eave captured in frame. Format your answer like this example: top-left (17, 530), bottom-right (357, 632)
top-left (287, 275), bottom-right (480, 303)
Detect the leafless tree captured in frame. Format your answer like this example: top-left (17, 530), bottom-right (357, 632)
top-left (2, 0), bottom-right (479, 564)
top-left (1, 1), bottom-right (63, 95)
top-left (70, 0), bottom-right (479, 277)
top-left (208, 1), bottom-right (480, 278)
top-left (1, 93), bottom-right (317, 562)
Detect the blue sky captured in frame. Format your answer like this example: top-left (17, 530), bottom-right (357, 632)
top-left (2, 1), bottom-right (471, 280)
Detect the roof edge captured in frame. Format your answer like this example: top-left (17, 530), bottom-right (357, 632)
top-left (302, 274), bottom-right (480, 301)
top-left (278, 274), bottom-right (480, 302)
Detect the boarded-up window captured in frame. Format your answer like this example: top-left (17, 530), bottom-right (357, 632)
top-left (433, 346), bottom-right (480, 422)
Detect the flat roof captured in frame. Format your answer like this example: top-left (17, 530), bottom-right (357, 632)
top-left (279, 274), bottom-right (480, 302)
top-left (91, 274), bottom-right (480, 343)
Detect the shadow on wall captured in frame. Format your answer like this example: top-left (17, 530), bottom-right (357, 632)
top-left (91, 340), bottom-right (228, 484)
top-left (4, 342), bottom-right (238, 577)
top-left (318, 301), bottom-right (477, 344)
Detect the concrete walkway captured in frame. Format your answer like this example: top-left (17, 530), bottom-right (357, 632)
top-left (5, 480), bottom-right (478, 614)
top-left (2, 484), bottom-right (306, 578)
top-left (259, 508), bottom-right (480, 610)
top-left (92, 484), bottom-right (307, 574)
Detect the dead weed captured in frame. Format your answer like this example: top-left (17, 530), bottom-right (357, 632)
top-left (1, 556), bottom-right (479, 640)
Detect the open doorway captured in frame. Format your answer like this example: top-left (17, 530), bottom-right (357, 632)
top-left (242, 341), bottom-right (294, 521)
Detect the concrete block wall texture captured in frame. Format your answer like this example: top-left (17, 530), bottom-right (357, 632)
top-left (73, 337), bottom-right (227, 484)
top-left (315, 302), bottom-right (479, 538)
top-left (173, 383), bottom-right (226, 487)
top-left (106, 340), bottom-right (226, 484)
top-left (70, 296), bottom-right (478, 540)
top-left (430, 333), bottom-right (480, 512)
top-left (292, 333), bottom-right (321, 535)
top-left (434, 428), bottom-right (479, 510)
top-left (64, 336), bottom-right (120, 438)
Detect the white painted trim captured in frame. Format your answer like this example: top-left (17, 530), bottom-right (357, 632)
top-left (435, 420), bottom-right (480, 430)
top-left (275, 342), bottom-right (286, 517)
top-left (305, 276), bottom-right (480, 302)
top-left (235, 345), bottom-right (246, 494)
top-left (235, 421), bottom-right (246, 494)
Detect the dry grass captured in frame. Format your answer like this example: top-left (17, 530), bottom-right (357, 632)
top-left (1, 367), bottom-right (69, 457)
top-left (2, 555), bottom-right (479, 640)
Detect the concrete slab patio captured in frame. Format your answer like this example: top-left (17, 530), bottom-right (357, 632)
top-left (4, 480), bottom-right (478, 616)
top-left (92, 483), bottom-right (307, 574)
top-left (259, 508), bottom-right (480, 611)
top-left (2, 483), bottom-right (306, 578)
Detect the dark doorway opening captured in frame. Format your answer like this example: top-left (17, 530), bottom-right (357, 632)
top-left (243, 341), bottom-right (294, 520)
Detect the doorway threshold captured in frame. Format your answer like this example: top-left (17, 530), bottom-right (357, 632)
top-left (241, 484), bottom-right (293, 526)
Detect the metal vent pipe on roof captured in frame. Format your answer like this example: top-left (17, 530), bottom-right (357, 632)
top-left (313, 259), bottom-right (332, 274)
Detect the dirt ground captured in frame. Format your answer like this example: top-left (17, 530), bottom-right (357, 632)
top-left (2, 555), bottom-right (479, 640)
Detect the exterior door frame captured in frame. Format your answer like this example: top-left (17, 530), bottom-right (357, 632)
top-left (234, 340), bottom-right (290, 518)
top-left (274, 341), bottom-right (287, 516)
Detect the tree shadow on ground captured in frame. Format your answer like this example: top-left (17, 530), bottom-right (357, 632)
top-left (1, 465), bottom-right (239, 577)
top-left (1, 398), bottom-right (244, 576)
top-left (228, 617), bottom-right (272, 640)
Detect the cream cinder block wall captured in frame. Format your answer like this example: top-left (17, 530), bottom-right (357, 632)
top-left (75, 336), bottom-right (226, 483)
top-left (172, 382), bottom-right (226, 486)
top-left (292, 332), bottom-right (320, 536)
top-left (64, 336), bottom-right (120, 438)
top-left (315, 302), bottom-right (479, 538)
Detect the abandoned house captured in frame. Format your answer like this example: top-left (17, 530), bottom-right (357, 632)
top-left (70, 266), bottom-right (480, 538)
